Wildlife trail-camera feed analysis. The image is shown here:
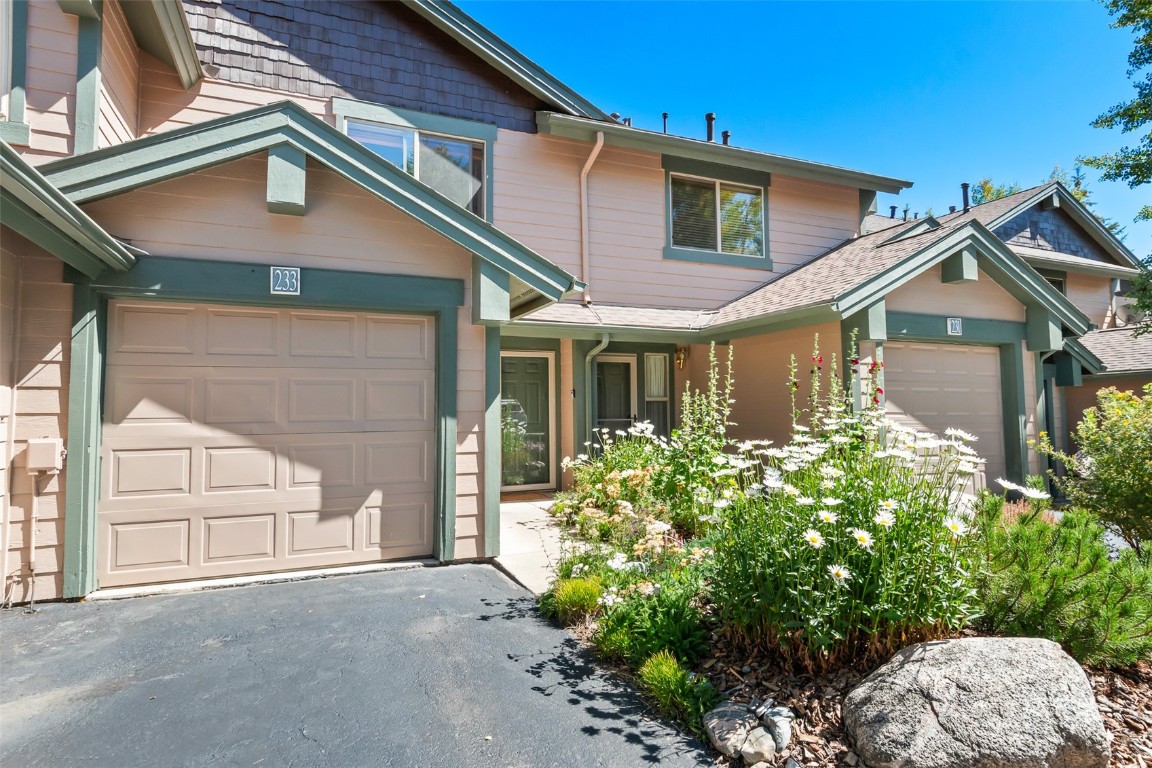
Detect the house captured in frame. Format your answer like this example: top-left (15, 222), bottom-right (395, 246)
top-left (1, 0), bottom-right (1146, 604)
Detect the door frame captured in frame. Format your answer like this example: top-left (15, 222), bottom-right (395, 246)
top-left (594, 353), bottom-right (638, 438)
top-left (499, 350), bottom-right (557, 492)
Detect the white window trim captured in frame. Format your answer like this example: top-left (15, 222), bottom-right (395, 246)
top-left (643, 353), bottom-right (670, 434)
top-left (669, 171), bottom-right (765, 258)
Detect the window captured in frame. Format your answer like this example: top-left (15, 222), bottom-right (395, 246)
top-left (347, 118), bottom-right (485, 217)
top-left (1, 0), bottom-right (12, 121)
top-left (670, 175), bottom-right (764, 257)
top-left (644, 353), bottom-right (670, 437)
top-left (1037, 269), bottom-right (1067, 295)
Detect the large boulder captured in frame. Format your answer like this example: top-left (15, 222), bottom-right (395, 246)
top-left (844, 637), bottom-right (1110, 768)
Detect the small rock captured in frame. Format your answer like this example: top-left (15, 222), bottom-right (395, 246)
top-left (752, 700), bottom-right (775, 719)
top-left (783, 760), bottom-right (801, 768)
top-left (763, 712), bottom-right (793, 752)
top-left (703, 702), bottom-right (758, 758)
top-left (740, 727), bottom-right (776, 765)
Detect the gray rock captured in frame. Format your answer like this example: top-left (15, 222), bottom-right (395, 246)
top-left (761, 707), bottom-right (793, 751)
top-left (703, 702), bottom-right (757, 758)
top-left (739, 726), bottom-right (776, 765)
top-left (844, 637), bottom-right (1110, 768)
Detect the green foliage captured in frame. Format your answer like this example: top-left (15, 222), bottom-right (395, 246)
top-left (708, 338), bottom-right (981, 672)
top-left (540, 577), bottom-right (603, 625)
top-left (970, 177), bottom-right (1023, 205)
top-left (594, 579), bottom-right (710, 667)
top-left (636, 650), bottom-right (719, 737)
top-left (975, 495), bottom-right (1152, 667)
top-left (1035, 384), bottom-right (1152, 553)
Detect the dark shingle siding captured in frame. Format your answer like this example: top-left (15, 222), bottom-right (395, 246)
top-left (184, 0), bottom-right (548, 132)
top-left (994, 207), bottom-right (1111, 262)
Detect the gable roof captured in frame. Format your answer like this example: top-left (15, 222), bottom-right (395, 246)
top-left (1077, 327), bottom-right (1152, 376)
top-left (1, 141), bottom-right (135, 277)
top-left (402, 0), bottom-right (611, 121)
top-left (38, 101), bottom-right (581, 303)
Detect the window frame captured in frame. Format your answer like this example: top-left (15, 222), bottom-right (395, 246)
top-left (643, 353), bottom-right (671, 437)
top-left (333, 97), bottom-right (497, 222)
top-left (669, 172), bottom-right (765, 257)
top-left (0, 0), bottom-right (29, 146)
top-left (662, 154), bottom-right (772, 270)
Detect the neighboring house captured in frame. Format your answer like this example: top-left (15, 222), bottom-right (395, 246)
top-left (0, 0), bottom-right (1146, 603)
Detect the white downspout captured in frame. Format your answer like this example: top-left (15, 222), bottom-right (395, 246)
top-left (584, 333), bottom-right (611, 444)
top-left (579, 131), bottom-right (605, 305)
top-left (2, 255), bottom-right (23, 609)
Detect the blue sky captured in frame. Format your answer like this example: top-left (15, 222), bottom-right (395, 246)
top-left (457, 0), bottom-right (1150, 260)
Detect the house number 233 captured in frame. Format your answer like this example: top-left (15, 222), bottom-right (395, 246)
top-left (270, 266), bottom-right (301, 295)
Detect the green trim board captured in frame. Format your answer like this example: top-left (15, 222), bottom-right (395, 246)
top-left (472, 255), bottom-right (510, 325)
top-left (399, 0), bottom-right (610, 121)
top-left (40, 101), bottom-right (580, 304)
top-left (663, 245), bottom-right (774, 271)
top-left (941, 248), bottom-right (978, 284)
top-left (266, 143), bottom-right (307, 215)
top-left (887, 311), bottom-right (1026, 345)
top-left (57, 0), bottom-right (99, 19)
top-left (119, 0), bottom-right (202, 89)
top-left (333, 96), bottom-right (498, 222)
top-left (999, 342), bottom-right (1029, 483)
top-left (539, 112), bottom-right (913, 194)
top-left (3, 1), bottom-right (28, 137)
top-left (1, 141), bottom-right (135, 276)
top-left (483, 326), bottom-right (502, 556)
top-left (73, 1), bottom-right (102, 155)
top-left (62, 256), bottom-right (465, 596)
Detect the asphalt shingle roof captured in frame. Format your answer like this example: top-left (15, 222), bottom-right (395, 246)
top-left (1078, 327), bottom-right (1152, 375)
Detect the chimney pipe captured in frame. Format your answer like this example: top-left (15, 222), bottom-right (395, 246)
top-left (705, 112), bottom-right (716, 142)
top-left (961, 182), bottom-right (970, 213)
top-left (949, 205), bottom-right (957, 214)
top-left (889, 205), bottom-right (897, 219)
top-left (721, 130), bottom-right (731, 146)
top-left (903, 209), bottom-right (908, 221)
top-left (623, 117), bottom-right (632, 127)
top-left (662, 112), bottom-right (669, 133)
top-left (914, 213), bottom-right (919, 220)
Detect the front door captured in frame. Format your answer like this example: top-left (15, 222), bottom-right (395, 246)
top-left (500, 353), bottom-right (553, 489)
top-left (596, 355), bottom-right (637, 436)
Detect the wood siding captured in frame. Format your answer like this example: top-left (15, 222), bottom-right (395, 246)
top-left (1062, 375), bottom-right (1152, 452)
top-left (97, 0), bottom-right (139, 148)
top-left (886, 265), bottom-right (1027, 322)
top-left (183, 0), bottom-right (547, 132)
top-left (80, 155), bottom-right (490, 559)
top-left (1065, 273), bottom-right (1114, 328)
top-left (21, 1), bottom-right (79, 163)
top-left (1, 228), bottom-right (73, 603)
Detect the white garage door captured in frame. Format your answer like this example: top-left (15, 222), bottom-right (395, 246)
top-left (98, 301), bottom-right (436, 588)
top-left (883, 342), bottom-right (1005, 489)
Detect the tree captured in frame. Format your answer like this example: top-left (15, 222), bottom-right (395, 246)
top-left (1081, 0), bottom-right (1152, 337)
top-left (1049, 163), bottom-right (1126, 239)
top-left (969, 177), bottom-right (1022, 205)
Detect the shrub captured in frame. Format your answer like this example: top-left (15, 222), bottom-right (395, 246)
top-left (594, 579), bottom-right (710, 667)
top-left (974, 494), bottom-right (1152, 667)
top-left (636, 650), bottom-right (719, 737)
top-left (1035, 383), bottom-right (1152, 553)
top-left (540, 577), bottom-right (603, 625)
top-left (708, 338), bottom-right (981, 671)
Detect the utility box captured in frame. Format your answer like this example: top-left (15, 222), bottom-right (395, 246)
top-left (26, 437), bottom-right (65, 474)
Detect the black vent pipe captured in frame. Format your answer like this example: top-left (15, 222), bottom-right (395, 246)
top-left (705, 112), bottom-right (716, 142)
top-left (961, 182), bottom-right (970, 213)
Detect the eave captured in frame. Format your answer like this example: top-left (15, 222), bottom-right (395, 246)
top-left (1, 141), bottom-right (135, 277)
top-left (120, 0), bottom-right (202, 89)
top-left (537, 112), bottom-right (913, 194)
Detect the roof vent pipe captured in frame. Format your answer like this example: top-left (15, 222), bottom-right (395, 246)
top-left (949, 205), bottom-right (957, 214)
top-left (961, 182), bottom-right (970, 213)
top-left (662, 112), bottom-right (669, 133)
top-left (889, 205), bottom-right (897, 218)
top-left (721, 130), bottom-right (731, 146)
top-left (622, 117), bottom-right (632, 127)
top-left (914, 213), bottom-right (919, 219)
top-left (705, 112), bottom-right (716, 142)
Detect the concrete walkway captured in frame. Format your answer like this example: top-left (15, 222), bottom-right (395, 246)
top-left (1, 565), bottom-right (710, 767)
top-left (496, 495), bottom-right (564, 595)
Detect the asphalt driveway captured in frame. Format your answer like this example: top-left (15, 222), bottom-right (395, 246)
top-left (1, 564), bottom-right (711, 767)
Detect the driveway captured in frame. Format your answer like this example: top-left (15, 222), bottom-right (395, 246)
top-left (1, 564), bottom-right (711, 767)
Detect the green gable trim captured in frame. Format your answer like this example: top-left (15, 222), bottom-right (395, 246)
top-left (1025, 307), bottom-right (1062, 352)
top-left (540, 112), bottom-right (913, 194)
top-left (999, 342), bottom-right (1029, 483)
top-left (62, 256), bottom-right (465, 596)
top-left (120, 0), bottom-right (202, 89)
top-left (941, 248), bottom-right (978, 284)
top-left (40, 101), bottom-right (578, 303)
top-left (887, 311), bottom-right (1026, 345)
top-left (663, 245), bottom-right (774, 271)
top-left (1055, 352), bottom-right (1084, 387)
top-left (845, 301), bottom-right (886, 341)
top-left (57, 0), bottom-right (98, 18)
top-left (472, 255), bottom-right (510, 325)
top-left (266, 144), bottom-right (307, 215)
top-left (400, 0), bottom-right (610, 121)
top-left (1063, 337), bottom-right (1104, 376)
top-left (1, 141), bottom-right (134, 276)
top-left (333, 97), bottom-right (497, 222)
top-left (0, 121), bottom-right (30, 145)
top-left (662, 155), bottom-right (772, 190)
top-left (74, 3), bottom-right (102, 155)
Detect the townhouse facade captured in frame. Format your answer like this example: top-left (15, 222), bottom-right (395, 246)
top-left (1, 0), bottom-right (1147, 603)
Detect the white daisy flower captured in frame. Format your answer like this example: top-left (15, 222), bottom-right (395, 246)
top-left (944, 517), bottom-right (969, 537)
top-left (873, 511), bottom-right (895, 529)
top-left (945, 427), bottom-right (978, 442)
top-left (851, 528), bottom-right (874, 550)
top-left (822, 497), bottom-right (844, 506)
top-left (803, 529), bottom-right (825, 549)
top-left (1020, 486), bottom-right (1051, 501)
top-left (796, 496), bottom-right (816, 506)
top-left (995, 478), bottom-right (1025, 493)
top-left (818, 510), bottom-right (839, 524)
top-left (827, 564), bottom-right (852, 583)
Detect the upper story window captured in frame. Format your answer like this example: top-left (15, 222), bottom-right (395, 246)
top-left (334, 98), bottom-right (497, 221)
top-left (1038, 269), bottom-right (1067, 295)
top-left (1, 0), bottom-right (13, 121)
top-left (346, 118), bottom-right (485, 218)
top-left (662, 155), bottom-right (771, 269)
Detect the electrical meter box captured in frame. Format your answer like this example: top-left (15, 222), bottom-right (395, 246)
top-left (26, 437), bottom-right (64, 473)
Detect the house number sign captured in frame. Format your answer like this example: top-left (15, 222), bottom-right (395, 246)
top-left (270, 266), bottom-right (301, 295)
top-left (947, 317), bottom-right (963, 336)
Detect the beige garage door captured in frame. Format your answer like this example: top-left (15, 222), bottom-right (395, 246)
top-left (883, 342), bottom-right (1005, 489)
top-left (98, 301), bottom-right (436, 588)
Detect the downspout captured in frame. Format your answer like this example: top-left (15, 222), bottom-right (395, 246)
top-left (579, 131), bottom-right (605, 304)
top-left (584, 333), bottom-right (610, 444)
top-left (1, 256), bottom-right (22, 609)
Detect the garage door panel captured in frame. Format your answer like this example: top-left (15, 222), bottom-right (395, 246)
top-left (99, 301), bottom-right (437, 588)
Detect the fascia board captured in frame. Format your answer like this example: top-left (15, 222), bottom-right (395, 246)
top-left (1064, 338), bottom-right (1105, 375)
top-left (401, 0), bottom-right (610, 121)
top-left (120, 0), bottom-right (202, 89)
top-left (701, 304), bottom-right (841, 340)
top-left (538, 112), bottom-right (913, 194)
top-left (1016, 248), bottom-right (1143, 279)
top-left (39, 103), bottom-right (577, 301)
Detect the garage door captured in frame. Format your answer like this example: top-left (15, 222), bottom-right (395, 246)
top-left (883, 342), bottom-right (1005, 489)
top-left (98, 301), bottom-right (436, 588)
